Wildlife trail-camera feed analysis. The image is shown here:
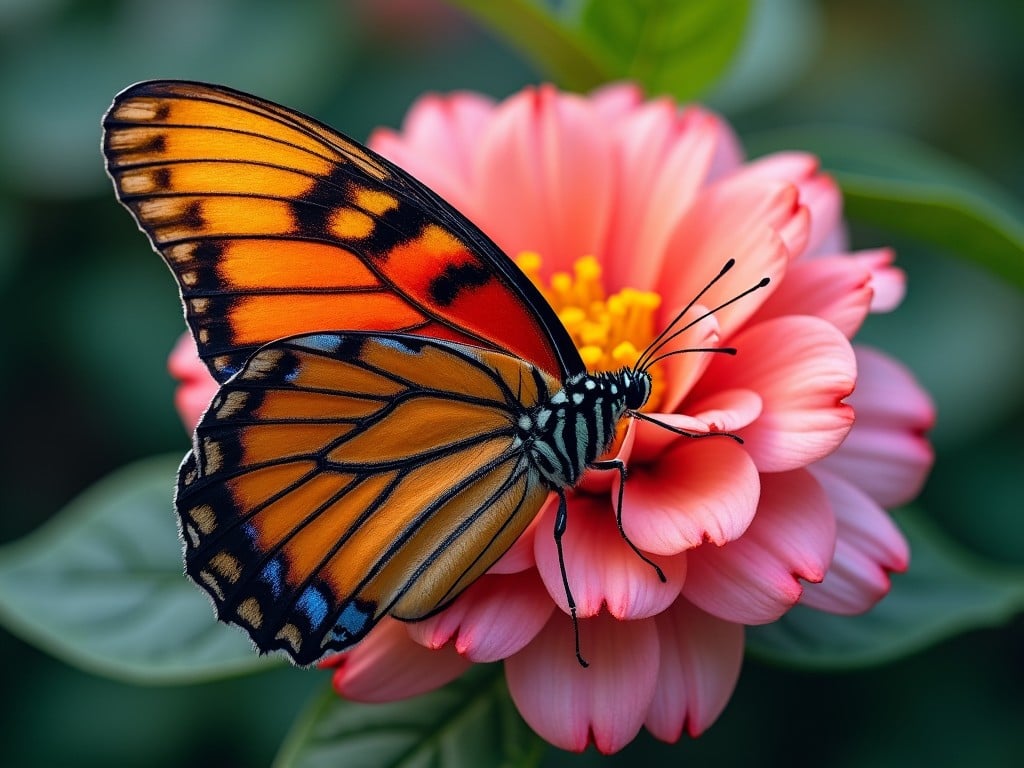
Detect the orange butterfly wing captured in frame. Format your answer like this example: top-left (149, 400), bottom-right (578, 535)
top-left (177, 332), bottom-right (556, 664)
top-left (102, 80), bottom-right (583, 382)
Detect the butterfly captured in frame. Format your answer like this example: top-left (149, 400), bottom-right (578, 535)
top-left (103, 81), bottom-right (756, 667)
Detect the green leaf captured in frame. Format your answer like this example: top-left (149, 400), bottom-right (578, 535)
top-left (446, 0), bottom-right (751, 101)
top-left (746, 510), bottom-right (1024, 668)
top-left (748, 128), bottom-right (1024, 291)
top-left (0, 454), bottom-right (275, 683)
top-left (275, 666), bottom-right (545, 768)
top-left (444, 0), bottom-right (607, 90)
top-left (578, 0), bottom-right (751, 101)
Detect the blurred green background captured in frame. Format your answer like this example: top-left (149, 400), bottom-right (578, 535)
top-left (1, 0), bottom-right (1021, 765)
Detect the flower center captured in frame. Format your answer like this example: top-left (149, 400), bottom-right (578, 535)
top-left (515, 252), bottom-right (665, 412)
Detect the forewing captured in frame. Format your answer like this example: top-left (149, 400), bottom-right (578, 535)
top-left (176, 332), bottom-right (557, 665)
top-left (102, 80), bottom-right (582, 381)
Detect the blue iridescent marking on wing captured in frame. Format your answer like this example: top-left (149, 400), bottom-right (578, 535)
top-left (376, 336), bottom-right (419, 354)
top-left (331, 600), bottom-right (370, 640)
top-left (261, 558), bottom-right (284, 599)
top-left (297, 585), bottom-right (329, 630)
top-left (294, 334), bottom-right (343, 353)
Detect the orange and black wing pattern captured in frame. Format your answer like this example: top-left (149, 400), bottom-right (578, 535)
top-left (102, 80), bottom-right (583, 382)
top-left (177, 332), bottom-right (557, 664)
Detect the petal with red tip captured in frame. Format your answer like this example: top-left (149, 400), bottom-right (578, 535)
top-left (695, 316), bottom-right (856, 472)
top-left (622, 438), bottom-right (760, 555)
top-left (743, 254), bottom-right (874, 338)
top-left (533, 492), bottom-right (685, 620)
top-left (506, 612), bottom-right (660, 754)
top-left (683, 469), bottom-right (836, 624)
top-left (408, 570), bottom-right (555, 662)
top-left (645, 600), bottom-right (744, 740)
top-left (326, 619), bottom-right (470, 702)
top-left (819, 345), bottom-right (935, 507)
top-left (801, 468), bottom-right (909, 614)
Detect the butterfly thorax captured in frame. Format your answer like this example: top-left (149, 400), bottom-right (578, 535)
top-left (519, 368), bottom-right (652, 489)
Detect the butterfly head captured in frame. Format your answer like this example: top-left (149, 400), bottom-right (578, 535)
top-left (620, 367), bottom-right (653, 414)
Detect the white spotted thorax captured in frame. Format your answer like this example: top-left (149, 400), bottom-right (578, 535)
top-left (518, 368), bottom-right (652, 489)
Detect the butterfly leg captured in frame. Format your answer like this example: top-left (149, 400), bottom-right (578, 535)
top-left (592, 459), bottom-right (667, 583)
top-left (553, 488), bottom-right (588, 669)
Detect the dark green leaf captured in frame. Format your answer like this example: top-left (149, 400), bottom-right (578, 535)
top-left (446, 0), bottom-right (751, 101)
top-left (579, 0), bottom-right (751, 101)
top-left (275, 666), bottom-right (544, 768)
top-left (444, 0), bottom-right (607, 90)
top-left (749, 128), bottom-right (1024, 290)
top-left (746, 510), bottom-right (1024, 668)
top-left (0, 455), bottom-right (275, 683)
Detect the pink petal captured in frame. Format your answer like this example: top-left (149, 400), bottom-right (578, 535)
top-left (801, 468), bottom-right (909, 614)
top-left (815, 217), bottom-right (849, 255)
top-left (588, 81), bottom-right (644, 123)
top-left (655, 304), bottom-right (721, 414)
top-left (506, 612), bottom-right (660, 754)
top-left (368, 91), bottom-right (494, 216)
top-left (736, 152), bottom-right (840, 258)
top-left (534, 492), bottom-right (685, 619)
top-left (645, 600), bottom-right (744, 740)
top-left (656, 179), bottom-right (796, 342)
top-left (632, 412), bottom-right (718, 461)
top-left (738, 151), bottom-right (819, 183)
top-left (794, 171), bottom-right (842, 258)
top-left (475, 86), bottom-right (614, 273)
top-left (694, 316), bottom-right (856, 472)
top-left (622, 437), bottom-right (760, 554)
top-left (744, 254), bottom-right (874, 338)
top-left (702, 108), bottom-right (745, 183)
top-left (819, 346), bottom-right (934, 507)
top-left (603, 104), bottom-right (720, 292)
top-left (683, 469), bottom-right (836, 624)
top-left (370, 91), bottom-right (493, 188)
top-left (408, 570), bottom-right (554, 661)
top-left (633, 388), bottom-right (763, 461)
top-left (852, 248), bottom-right (906, 312)
top-left (324, 619), bottom-right (470, 702)
top-left (167, 332), bottom-right (218, 432)
top-left (687, 388), bottom-right (764, 432)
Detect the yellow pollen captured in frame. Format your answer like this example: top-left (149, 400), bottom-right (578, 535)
top-left (516, 252), bottom-right (665, 411)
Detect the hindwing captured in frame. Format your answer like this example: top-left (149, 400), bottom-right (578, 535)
top-left (176, 331), bottom-right (559, 664)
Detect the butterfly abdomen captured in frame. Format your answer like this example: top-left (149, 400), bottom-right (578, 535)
top-left (522, 369), bottom-right (651, 489)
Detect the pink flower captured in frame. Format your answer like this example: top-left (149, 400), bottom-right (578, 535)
top-left (169, 84), bottom-right (934, 753)
top-left (167, 332), bottom-right (218, 433)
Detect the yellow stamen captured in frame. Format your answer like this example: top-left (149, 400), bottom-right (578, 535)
top-left (516, 252), bottom-right (665, 412)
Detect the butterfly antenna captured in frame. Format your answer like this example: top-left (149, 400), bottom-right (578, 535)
top-left (642, 346), bottom-right (737, 369)
top-left (636, 264), bottom-right (771, 375)
top-left (635, 258), bottom-right (736, 371)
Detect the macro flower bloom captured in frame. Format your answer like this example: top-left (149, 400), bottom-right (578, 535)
top-left (169, 83), bottom-right (934, 753)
